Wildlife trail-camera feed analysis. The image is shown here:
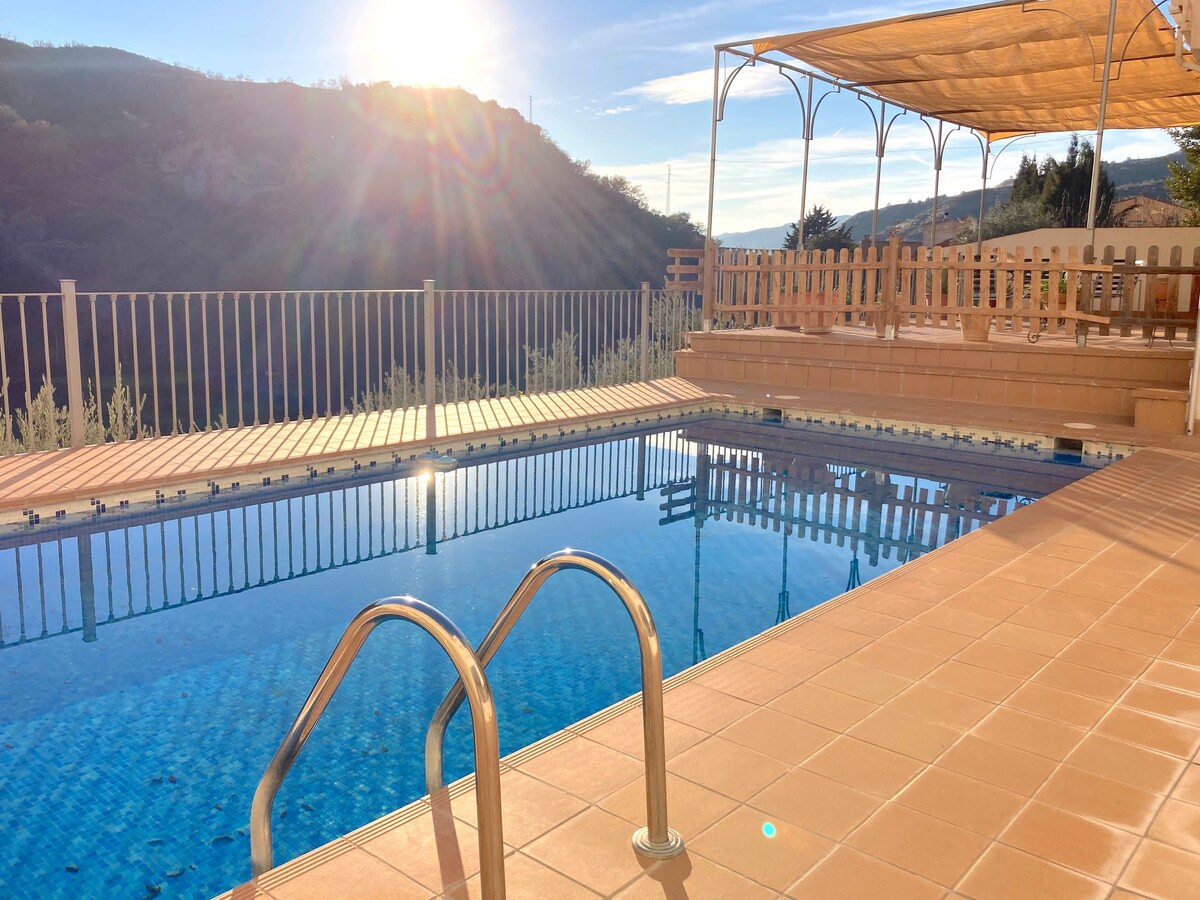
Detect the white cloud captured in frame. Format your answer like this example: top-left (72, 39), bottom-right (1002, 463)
top-left (620, 64), bottom-right (795, 106)
top-left (598, 105), bottom-right (635, 116)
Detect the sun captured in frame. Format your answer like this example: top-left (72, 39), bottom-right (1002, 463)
top-left (355, 0), bottom-right (493, 92)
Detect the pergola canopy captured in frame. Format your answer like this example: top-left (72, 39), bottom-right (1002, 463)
top-left (751, 0), bottom-right (1200, 141)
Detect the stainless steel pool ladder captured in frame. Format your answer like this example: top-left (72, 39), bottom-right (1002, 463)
top-left (248, 549), bottom-right (683, 900)
top-left (248, 597), bottom-right (506, 898)
top-left (426, 548), bottom-right (685, 861)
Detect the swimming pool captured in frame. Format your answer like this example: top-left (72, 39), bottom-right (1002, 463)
top-left (0, 414), bottom-right (1107, 899)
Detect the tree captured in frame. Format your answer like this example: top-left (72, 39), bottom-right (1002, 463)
top-left (782, 204), bottom-right (855, 251)
top-left (1041, 135), bottom-right (1114, 228)
top-left (1165, 126), bottom-right (1200, 224)
top-left (955, 197), bottom-right (1058, 243)
top-left (1009, 153), bottom-right (1046, 205)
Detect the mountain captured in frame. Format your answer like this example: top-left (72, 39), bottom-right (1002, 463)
top-left (0, 38), bottom-right (702, 291)
top-left (719, 151), bottom-right (1184, 248)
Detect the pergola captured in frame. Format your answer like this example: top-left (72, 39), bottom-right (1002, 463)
top-left (702, 0), bottom-right (1200, 433)
top-left (705, 0), bottom-right (1200, 247)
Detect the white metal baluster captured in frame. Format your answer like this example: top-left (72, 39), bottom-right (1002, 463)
top-left (266, 293), bottom-right (275, 425)
top-left (128, 295), bottom-right (146, 435)
top-left (39, 297), bottom-right (52, 404)
top-left (216, 292), bottom-right (228, 429)
top-left (17, 297), bottom-right (31, 412)
top-left (87, 294), bottom-right (101, 410)
top-left (375, 291), bottom-right (383, 407)
top-left (309, 292), bottom-right (317, 420)
top-left (147, 296), bottom-right (161, 434)
top-left (0, 298), bottom-right (9, 426)
top-left (279, 293), bottom-right (289, 423)
top-left (167, 294), bottom-right (180, 433)
top-left (200, 293), bottom-right (212, 430)
top-left (337, 292), bottom-right (345, 415)
top-left (473, 293), bottom-right (482, 396)
top-left (452, 292), bottom-right (461, 402)
top-left (323, 292), bottom-right (332, 417)
top-left (250, 293), bottom-right (260, 426)
top-left (350, 291), bottom-right (358, 409)
top-left (293, 292), bottom-right (303, 420)
top-left (233, 293), bottom-right (244, 427)
top-left (399, 292), bottom-right (409, 408)
top-left (387, 291), bottom-right (396, 409)
top-left (184, 293), bottom-right (196, 432)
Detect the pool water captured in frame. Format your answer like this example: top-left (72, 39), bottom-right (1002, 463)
top-left (0, 415), bottom-right (1106, 899)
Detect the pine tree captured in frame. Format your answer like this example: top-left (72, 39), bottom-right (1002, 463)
top-left (1165, 126), bottom-right (1200, 224)
top-left (782, 205), bottom-right (855, 251)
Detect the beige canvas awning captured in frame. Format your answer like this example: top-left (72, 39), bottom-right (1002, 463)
top-left (751, 0), bottom-right (1200, 141)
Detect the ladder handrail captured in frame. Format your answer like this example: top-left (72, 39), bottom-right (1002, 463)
top-left (424, 548), bottom-right (684, 860)
top-left (249, 596), bottom-right (506, 900)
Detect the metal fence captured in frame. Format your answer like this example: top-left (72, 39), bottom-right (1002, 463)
top-left (0, 282), bottom-right (700, 454)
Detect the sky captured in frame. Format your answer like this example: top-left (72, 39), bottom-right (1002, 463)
top-left (2, 0), bottom-right (1182, 237)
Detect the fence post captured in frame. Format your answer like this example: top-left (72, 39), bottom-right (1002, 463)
top-left (59, 279), bottom-right (87, 449)
top-left (640, 281), bottom-right (651, 383)
top-left (423, 279), bottom-right (437, 445)
top-left (885, 236), bottom-right (901, 304)
top-left (701, 238), bottom-right (716, 332)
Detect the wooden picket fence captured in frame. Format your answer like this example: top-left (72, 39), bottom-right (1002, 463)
top-left (667, 237), bottom-right (1200, 340)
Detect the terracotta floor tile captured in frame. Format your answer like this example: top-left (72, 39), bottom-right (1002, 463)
top-left (776, 621), bottom-right (874, 656)
top-left (737, 640), bottom-right (840, 680)
top-left (882, 621), bottom-right (975, 657)
top-left (1054, 577), bottom-right (1127, 604)
top-left (817, 605), bottom-right (905, 638)
top-left (768, 681), bottom-right (878, 732)
top-left (802, 735), bottom-right (924, 799)
top-left (1033, 590), bottom-right (1113, 621)
top-left (359, 813), bottom-right (485, 894)
top-left (581, 709), bottom-right (707, 762)
top-left (786, 846), bottom-right (944, 900)
top-left (270, 845), bottom-right (432, 900)
top-left (937, 735), bottom-right (1056, 796)
top-left (913, 605), bottom-right (1000, 638)
top-left (599, 772), bottom-right (737, 841)
top-left (689, 805), bottom-right (832, 892)
top-left (888, 682), bottom-right (994, 730)
top-left (1121, 682), bottom-right (1200, 726)
top-left (450, 771), bottom-right (585, 849)
top-left (954, 641), bottom-right (1047, 679)
top-left (1031, 658), bottom-right (1131, 702)
top-left (1083, 622), bottom-right (1171, 657)
top-left (1103, 604), bottom-right (1188, 638)
top-left (517, 738), bottom-right (643, 803)
top-left (451, 852), bottom-right (600, 899)
top-left (846, 801), bottom-right (988, 886)
top-left (1119, 839), bottom-right (1200, 900)
top-left (661, 682), bottom-right (757, 734)
top-left (1007, 604), bottom-right (1093, 638)
top-left (692, 657), bottom-right (800, 705)
top-left (943, 590), bottom-right (1023, 621)
top-left (1181, 622), bottom-right (1200, 643)
top-left (1057, 639), bottom-right (1151, 678)
top-left (1148, 798), bottom-right (1200, 854)
top-left (749, 767), bottom-right (881, 840)
top-left (972, 706), bottom-right (1086, 761)
top-left (852, 590), bottom-right (933, 621)
top-left (850, 640), bottom-right (945, 679)
top-left (613, 850), bottom-right (774, 900)
top-left (1175, 764), bottom-right (1200, 805)
top-left (809, 659), bottom-right (912, 703)
top-left (848, 706), bottom-right (962, 762)
top-left (895, 766), bottom-right (1024, 837)
top-left (717, 706), bottom-right (836, 765)
top-left (957, 843), bottom-right (1108, 900)
top-left (963, 576), bottom-right (1046, 603)
top-left (667, 736), bottom-right (788, 801)
top-left (1000, 800), bottom-right (1138, 881)
top-left (1065, 733), bottom-right (1186, 795)
top-left (1161, 639), bottom-right (1200, 667)
top-left (1095, 707), bottom-right (1200, 759)
top-left (1035, 765), bottom-right (1161, 833)
top-left (522, 807), bottom-right (652, 896)
top-left (1142, 660), bottom-right (1200, 697)
top-left (1003, 682), bottom-right (1110, 729)
top-left (984, 622), bottom-right (1073, 657)
top-left (924, 660), bottom-right (1023, 703)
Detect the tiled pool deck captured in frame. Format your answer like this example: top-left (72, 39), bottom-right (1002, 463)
top-left (3, 373), bottom-right (1199, 899)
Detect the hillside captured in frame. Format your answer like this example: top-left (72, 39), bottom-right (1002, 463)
top-left (718, 152), bottom-right (1183, 248)
top-left (0, 38), bottom-right (702, 291)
